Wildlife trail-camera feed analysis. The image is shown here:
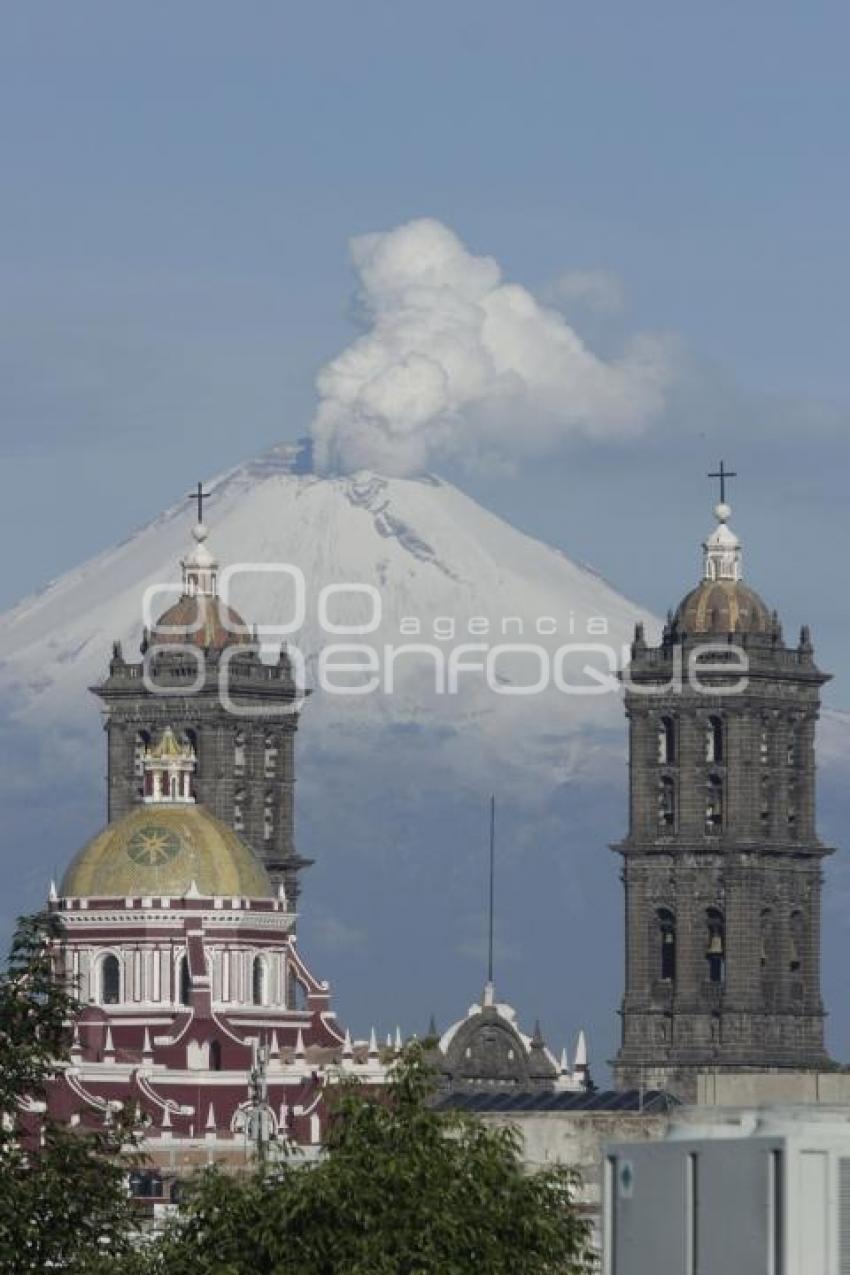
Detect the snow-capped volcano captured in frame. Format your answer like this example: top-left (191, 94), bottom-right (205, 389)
top-left (0, 441), bottom-right (661, 1070)
top-left (3, 443), bottom-right (850, 1075)
top-left (0, 441), bottom-right (657, 774)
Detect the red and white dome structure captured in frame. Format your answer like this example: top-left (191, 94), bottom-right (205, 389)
top-left (41, 502), bottom-right (392, 1195)
top-left (47, 728), bottom-right (388, 1186)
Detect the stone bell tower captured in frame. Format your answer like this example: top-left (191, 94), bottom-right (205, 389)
top-left (613, 467), bottom-right (832, 1100)
top-left (92, 484), bottom-right (312, 907)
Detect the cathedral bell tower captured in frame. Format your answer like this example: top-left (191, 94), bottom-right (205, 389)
top-left (92, 484), bottom-right (312, 907)
top-left (613, 468), bottom-right (832, 1100)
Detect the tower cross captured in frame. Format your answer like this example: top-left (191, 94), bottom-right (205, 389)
top-left (188, 481), bottom-right (212, 524)
top-left (708, 460), bottom-right (737, 504)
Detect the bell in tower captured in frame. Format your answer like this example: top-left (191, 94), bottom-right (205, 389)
top-left (613, 466), bottom-right (833, 1101)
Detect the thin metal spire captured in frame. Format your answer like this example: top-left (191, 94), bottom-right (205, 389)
top-left (487, 795), bottom-right (496, 987)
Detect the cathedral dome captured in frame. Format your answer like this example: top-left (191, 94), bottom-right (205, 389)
top-left (674, 578), bottom-right (773, 636)
top-left (673, 494), bottom-right (775, 636)
top-left (150, 594), bottom-right (252, 651)
top-left (60, 804), bottom-right (272, 899)
top-left (148, 517), bottom-right (252, 652)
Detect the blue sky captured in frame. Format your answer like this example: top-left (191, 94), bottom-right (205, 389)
top-left (2, 0), bottom-right (850, 1068)
top-left (3, 4), bottom-right (849, 703)
top-left (3, 3), bottom-right (849, 702)
top-left (0, 1), bottom-right (848, 644)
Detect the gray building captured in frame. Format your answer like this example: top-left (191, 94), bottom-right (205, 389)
top-left (604, 1107), bottom-right (850, 1275)
top-left (614, 483), bottom-right (832, 1101)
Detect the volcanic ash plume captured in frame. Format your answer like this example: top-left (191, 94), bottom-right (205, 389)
top-left (310, 217), bottom-right (672, 476)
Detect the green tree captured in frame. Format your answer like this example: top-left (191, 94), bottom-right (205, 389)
top-left (0, 912), bottom-right (143, 1274)
top-left (149, 1045), bottom-right (595, 1275)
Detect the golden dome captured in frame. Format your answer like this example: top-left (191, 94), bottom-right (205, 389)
top-left (60, 804), bottom-right (271, 899)
top-left (675, 579), bottom-right (773, 636)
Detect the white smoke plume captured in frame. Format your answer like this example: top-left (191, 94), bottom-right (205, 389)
top-left (310, 218), bottom-right (672, 476)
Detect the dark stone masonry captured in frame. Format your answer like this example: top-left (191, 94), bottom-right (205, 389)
top-left (613, 498), bottom-right (832, 1100)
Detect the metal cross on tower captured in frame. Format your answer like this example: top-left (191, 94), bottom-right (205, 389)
top-left (707, 460), bottom-right (737, 504)
top-left (188, 480), bottom-right (212, 524)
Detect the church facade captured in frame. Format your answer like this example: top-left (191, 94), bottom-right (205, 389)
top-left (43, 497), bottom-right (595, 1194)
top-left (613, 482), bottom-right (833, 1101)
top-left (43, 507), bottom-right (390, 1185)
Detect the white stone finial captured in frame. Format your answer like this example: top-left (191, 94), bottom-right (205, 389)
top-left (394, 1026), bottom-right (403, 1052)
top-left (559, 1046), bottom-right (570, 1075)
top-left (48, 880), bottom-right (58, 902)
top-left (368, 1028), bottom-right (378, 1058)
top-left (342, 1029), bottom-right (353, 1059)
top-left (294, 1028), bottom-right (305, 1059)
top-left (574, 1029), bottom-right (587, 1070)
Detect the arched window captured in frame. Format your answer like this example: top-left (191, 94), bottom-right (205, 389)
top-left (101, 953), bottom-right (120, 1005)
top-left (657, 909), bottom-right (676, 982)
top-left (658, 776), bottom-right (676, 831)
top-left (134, 731), bottom-right (151, 799)
top-left (234, 730), bottom-right (246, 776)
top-left (789, 911), bottom-right (805, 974)
top-left (178, 956), bottom-right (191, 1006)
top-left (760, 776), bottom-right (772, 836)
top-left (705, 775), bottom-right (723, 834)
top-left (760, 718), bottom-right (771, 766)
top-left (252, 956), bottom-right (267, 1006)
top-left (657, 717), bottom-right (676, 764)
top-left (706, 716), bottom-right (723, 763)
top-left (705, 909), bottom-right (725, 985)
top-left (209, 1040), bottom-right (222, 1071)
top-left (264, 732), bottom-right (278, 778)
top-left (787, 777), bottom-right (798, 835)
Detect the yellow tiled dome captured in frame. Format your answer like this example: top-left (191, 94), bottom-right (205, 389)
top-left (60, 804), bottom-right (271, 899)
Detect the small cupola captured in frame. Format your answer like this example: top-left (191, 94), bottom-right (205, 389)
top-left (703, 501), bottom-right (742, 583)
top-left (182, 521), bottom-right (218, 598)
top-left (143, 728), bottom-right (196, 804)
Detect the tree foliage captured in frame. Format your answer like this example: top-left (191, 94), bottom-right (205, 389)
top-left (0, 914), bottom-right (596, 1273)
top-left (0, 912), bottom-right (142, 1274)
top-left (147, 1045), bottom-right (595, 1275)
